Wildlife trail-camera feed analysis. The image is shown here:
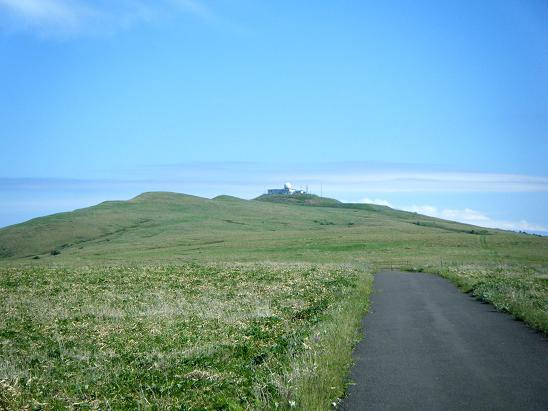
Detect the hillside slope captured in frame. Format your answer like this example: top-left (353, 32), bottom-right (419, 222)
top-left (0, 192), bottom-right (546, 265)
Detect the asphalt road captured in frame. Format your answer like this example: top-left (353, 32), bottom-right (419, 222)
top-left (341, 271), bottom-right (548, 411)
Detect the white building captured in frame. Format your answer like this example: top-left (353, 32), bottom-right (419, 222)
top-left (267, 182), bottom-right (306, 195)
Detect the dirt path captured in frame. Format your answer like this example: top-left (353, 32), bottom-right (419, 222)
top-left (340, 271), bottom-right (548, 410)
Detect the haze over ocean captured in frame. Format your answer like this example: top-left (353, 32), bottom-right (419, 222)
top-left (1, 1), bottom-right (547, 233)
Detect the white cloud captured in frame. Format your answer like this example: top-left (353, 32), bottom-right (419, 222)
top-left (401, 204), bottom-right (548, 233)
top-left (0, 0), bottom-right (93, 31)
top-left (440, 208), bottom-right (490, 222)
top-left (360, 197), bottom-right (392, 206)
top-left (477, 218), bottom-right (546, 232)
top-left (401, 204), bottom-right (438, 215)
top-left (0, 0), bottom-right (214, 36)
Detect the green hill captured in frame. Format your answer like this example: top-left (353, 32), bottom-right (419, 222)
top-left (0, 191), bottom-right (546, 266)
top-left (1, 191), bottom-right (547, 410)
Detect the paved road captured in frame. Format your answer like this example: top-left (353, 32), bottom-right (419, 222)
top-left (341, 271), bottom-right (548, 411)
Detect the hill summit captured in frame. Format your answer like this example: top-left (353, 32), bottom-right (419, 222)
top-left (255, 193), bottom-right (341, 206)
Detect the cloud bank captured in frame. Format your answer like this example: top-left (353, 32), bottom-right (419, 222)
top-left (400, 204), bottom-right (547, 233)
top-left (355, 196), bottom-right (547, 233)
top-left (292, 171), bottom-right (548, 194)
top-left (118, 162), bottom-right (548, 194)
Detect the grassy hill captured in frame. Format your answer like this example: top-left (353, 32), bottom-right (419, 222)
top-left (0, 191), bottom-right (546, 266)
top-left (1, 192), bottom-right (547, 409)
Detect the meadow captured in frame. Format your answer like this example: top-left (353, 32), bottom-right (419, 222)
top-left (0, 192), bottom-right (547, 409)
top-left (0, 263), bottom-right (372, 410)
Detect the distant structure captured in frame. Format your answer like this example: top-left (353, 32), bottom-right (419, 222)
top-left (267, 182), bottom-right (307, 195)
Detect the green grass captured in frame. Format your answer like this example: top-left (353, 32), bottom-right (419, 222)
top-left (0, 191), bottom-right (547, 409)
top-left (282, 267), bottom-right (373, 410)
top-left (0, 263), bottom-right (372, 410)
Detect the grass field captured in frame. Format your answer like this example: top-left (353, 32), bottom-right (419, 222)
top-left (0, 192), bottom-right (547, 409)
top-left (0, 263), bottom-right (372, 410)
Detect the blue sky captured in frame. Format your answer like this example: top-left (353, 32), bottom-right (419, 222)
top-left (0, 0), bottom-right (547, 233)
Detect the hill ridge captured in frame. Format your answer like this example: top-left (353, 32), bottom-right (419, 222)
top-left (1, 191), bottom-right (545, 265)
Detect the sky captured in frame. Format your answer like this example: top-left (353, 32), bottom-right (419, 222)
top-left (0, 0), bottom-right (547, 233)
